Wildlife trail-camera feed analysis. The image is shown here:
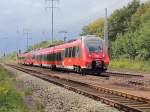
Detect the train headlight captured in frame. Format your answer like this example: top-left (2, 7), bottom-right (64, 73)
top-left (89, 54), bottom-right (92, 58)
top-left (103, 54), bottom-right (105, 58)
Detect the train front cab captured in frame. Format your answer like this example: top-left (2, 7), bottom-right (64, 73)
top-left (81, 36), bottom-right (109, 74)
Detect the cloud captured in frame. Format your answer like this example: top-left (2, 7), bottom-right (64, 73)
top-left (0, 0), bottom-right (148, 55)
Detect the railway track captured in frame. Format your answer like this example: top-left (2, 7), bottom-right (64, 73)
top-left (6, 64), bottom-right (150, 112)
top-left (104, 71), bottom-right (144, 78)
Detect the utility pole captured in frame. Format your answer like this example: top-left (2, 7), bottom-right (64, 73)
top-left (23, 29), bottom-right (31, 50)
top-left (58, 31), bottom-right (68, 42)
top-left (16, 27), bottom-right (20, 53)
top-left (45, 0), bottom-right (59, 44)
top-left (42, 30), bottom-right (48, 41)
top-left (104, 8), bottom-right (108, 50)
top-left (0, 37), bottom-right (9, 57)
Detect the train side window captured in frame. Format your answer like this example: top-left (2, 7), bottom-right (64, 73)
top-left (56, 53), bottom-right (59, 61)
top-left (34, 55), bottom-right (36, 59)
top-left (41, 55), bottom-right (44, 61)
top-left (65, 48), bottom-right (68, 58)
top-left (48, 54), bottom-right (51, 61)
top-left (50, 54), bottom-right (52, 61)
top-left (39, 55), bottom-right (42, 61)
top-left (37, 55), bottom-right (40, 60)
top-left (72, 47), bottom-right (76, 58)
top-left (69, 47), bottom-right (72, 57)
top-left (78, 47), bottom-right (81, 57)
top-left (38, 55), bottom-right (40, 60)
top-left (51, 53), bottom-right (54, 61)
top-left (55, 53), bottom-right (57, 61)
top-left (35, 55), bottom-right (37, 60)
top-left (75, 46), bottom-right (81, 58)
top-left (47, 54), bottom-right (49, 61)
top-left (75, 46), bottom-right (79, 57)
top-left (61, 51), bottom-right (64, 60)
top-left (58, 53), bottom-right (60, 61)
top-left (48, 53), bottom-right (53, 61)
top-left (60, 53), bottom-right (61, 61)
top-left (53, 53), bottom-right (56, 61)
top-left (36, 55), bottom-right (38, 60)
top-left (44, 55), bottom-right (46, 61)
top-left (53, 53), bottom-right (55, 61)
top-left (56, 53), bottom-right (58, 61)
top-left (44, 54), bottom-right (46, 61)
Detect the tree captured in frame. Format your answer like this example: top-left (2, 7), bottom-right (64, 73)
top-left (108, 0), bottom-right (140, 41)
top-left (81, 18), bottom-right (104, 37)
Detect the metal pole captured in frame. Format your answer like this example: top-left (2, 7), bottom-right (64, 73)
top-left (52, 0), bottom-right (54, 44)
top-left (104, 8), bottom-right (108, 50)
top-left (45, 0), bottom-right (59, 44)
top-left (27, 32), bottom-right (29, 50)
top-left (23, 29), bottom-right (31, 51)
top-left (58, 31), bottom-right (68, 42)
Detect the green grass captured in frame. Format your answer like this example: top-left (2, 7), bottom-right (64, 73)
top-left (109, 59), bottom-right (150, 73)
top-left (0, 66), bottom-right (29, 112)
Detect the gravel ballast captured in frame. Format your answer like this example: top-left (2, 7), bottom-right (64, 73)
top-left (4, 65), bottom-right (121, 112)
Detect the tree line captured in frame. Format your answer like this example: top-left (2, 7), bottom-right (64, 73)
top-left (81, 0), bottom-right (150, 60)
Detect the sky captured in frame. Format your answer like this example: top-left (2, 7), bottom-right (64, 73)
top-left (0, 0), bottom-right (148, 56)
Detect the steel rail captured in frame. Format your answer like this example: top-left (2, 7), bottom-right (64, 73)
top-left (6, 64), bottom-right (150, 112)
top-left (103, 71), bottom-right (144, 77)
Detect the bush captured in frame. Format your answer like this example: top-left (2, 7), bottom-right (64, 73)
top-left (109, 59), bottom-right (150, 72)
top-left (0, 67), bottom-right (29, 112)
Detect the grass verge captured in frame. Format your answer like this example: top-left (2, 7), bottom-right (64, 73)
top-left (0, 65), bottom-right (29, 112)
top-left (109, 59), bottom-right (150, 73)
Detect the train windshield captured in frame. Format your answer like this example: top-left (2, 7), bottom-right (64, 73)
top-left (85, 38), bottom-right (102, 53)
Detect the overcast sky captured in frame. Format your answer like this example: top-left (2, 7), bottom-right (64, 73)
top-left (0, 0), bottom-right (148, 56)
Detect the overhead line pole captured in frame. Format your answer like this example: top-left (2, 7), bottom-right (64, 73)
top-left (0, 37), bottom-right (9, 58)
top-left (58, 31), bottom-right (68, 42)
top-left (45, 0), bottom-right (59, 44)
top-left (52, 0), bottom-right (54, 43)
top-left (23, 29), bottom-right (31, 50)
top-left (104, 8), bottom-right (108, 50)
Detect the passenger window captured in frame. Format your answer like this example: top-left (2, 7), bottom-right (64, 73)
top-left (52, 54), bottom-right (54, 61)
top-left (76, 46), bottom-right (81, 58)
top-left (65, 48), bottom-right (69, 58)
top-left (61, 51), bottom-right (64, 60)
top-left (56, 53), bottom-right (59, 61)
top-left (47, 54), bottom-right (49, 61)
top-left (44, 55), bottom-right (47, 61)
top-left (59, 53), bottom-right (61, 61)
top-left (54, 53), bottom-right (56, 61)
top-left (69, 47), bottom-right (72, 57)
top-left (72, 47), bottom-right (76, 57)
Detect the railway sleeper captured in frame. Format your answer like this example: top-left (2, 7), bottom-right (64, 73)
top-left (136, 106), bottom-right (150, 109)
top-left (99, 94), bottom-right (118, 97)
top-left (121, 101), bottom-right (145, 104)
top-left (137, 108), bottom-right (150, 112)
top-left (7, 64), bottom-right (150, 112)
top-left (108, 97), bottom-right (131, 101)
top-left (130, 104), bottom-right (150, 107)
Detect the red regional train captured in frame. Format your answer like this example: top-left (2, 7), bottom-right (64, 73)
top-left (18, 35), bottom-right (109, 74)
